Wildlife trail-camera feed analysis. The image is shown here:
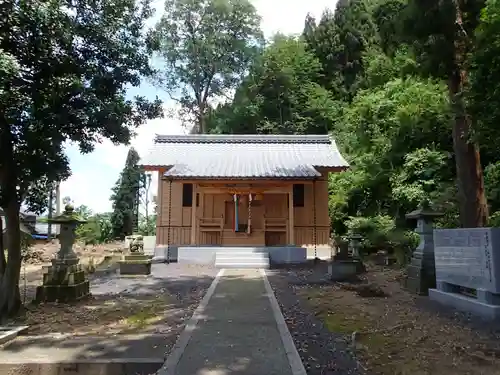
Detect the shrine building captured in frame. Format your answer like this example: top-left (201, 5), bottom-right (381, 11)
top-left (141, 134), bottom-right (349, 265)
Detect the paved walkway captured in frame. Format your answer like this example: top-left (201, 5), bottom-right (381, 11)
top-left (158, 268), bottom-right (306, 375)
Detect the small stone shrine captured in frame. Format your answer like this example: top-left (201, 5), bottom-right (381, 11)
top-left (429, 228), bottom-right (500, 320)
top-left (119, 235), bottom-right (152, 275)
top-left (405, 208), bottom-right (443, 295)
top-left (35, 205), bottom-right (90, 303)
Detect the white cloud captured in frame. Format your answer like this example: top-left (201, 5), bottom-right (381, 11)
top-left (61, 0), bottom-right (338, 214)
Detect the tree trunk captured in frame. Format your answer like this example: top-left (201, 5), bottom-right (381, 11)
top-left (448, 1), bottom-right (489, 228)
top-left (0, 200), bottom-right (22, 321)
top-left (0, 121), bottom-right (23, 321)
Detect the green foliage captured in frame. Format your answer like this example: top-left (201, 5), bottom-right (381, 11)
top-left (0, 0), bottom-right (163, 318)
top-left (138, 214), bottom-right (156, 236)
top-left (484, 162), bottom-right (500, 212)
top-left (207, 36), bottom-right (339, 135)
top-left (149, 0), bottom-right (263, 133)
top-left (302, 0), bottom-right (380, 100)
top-left (110, 148), bottom-right (142, 239)
top-left (469, 0), bottom-right (500, 159)
top-left (76, 213), bottom-right (114, 245)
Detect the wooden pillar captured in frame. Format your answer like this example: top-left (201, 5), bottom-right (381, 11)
top-left (191, 183), bottom-right (197, 244)
top-left (288, 186), bottom-right (295, 245)
top-left (198, 192), bottom-right (204, 244)
top-left (156, 169), bottom-right (165, 246)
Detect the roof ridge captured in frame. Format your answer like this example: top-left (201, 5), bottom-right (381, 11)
top-left (154, 134), bottom-right (331, 144)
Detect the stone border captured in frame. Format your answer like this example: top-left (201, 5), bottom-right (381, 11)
top-left (260, 269), bottom-right (307, 375)
top-left (156, 268), bottom-right (225, 375)
top-left (0, 357), bottom-right (165, 364)
top-left (0, 326), bottom-right (29, 346)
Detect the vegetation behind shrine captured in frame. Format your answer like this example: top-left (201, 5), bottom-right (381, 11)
top-left (197, 0), bottom-right (500, 258)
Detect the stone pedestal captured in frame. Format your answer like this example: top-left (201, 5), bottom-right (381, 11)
top-left (329, 259), bottom-right (361, 281)
top-left (35, 205), bottom-right (90, 303)
top-left (35, 259), bottom-right (90, 303)
top-left (329, 234), bottom-right (365, 281)
top-left (119, 254), bottom-right (152, 275)
top-left (405, 208), bottom-right (443, 295)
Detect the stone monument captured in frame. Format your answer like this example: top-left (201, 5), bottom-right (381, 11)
top-left (35, 205), bottom-right (90, 303)
top-left (119, 234), bottom-right (152, 275)
top-left (404, 208), bottom-right (443, 295)
top-left (429, 228), bottom-right (500, 320)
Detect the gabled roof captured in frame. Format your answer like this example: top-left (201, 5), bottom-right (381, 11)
top-left (141, 134), bottom-right (349, 179)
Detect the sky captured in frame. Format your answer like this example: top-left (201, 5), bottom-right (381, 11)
top-left (60, 0), bottom-right (337, 214)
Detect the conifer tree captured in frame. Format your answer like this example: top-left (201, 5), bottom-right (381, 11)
top-left (110, 148), bottom-right (142, 239)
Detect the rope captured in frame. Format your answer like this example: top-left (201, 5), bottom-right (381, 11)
top-left (167, 179), bottom-right (172, 263)
top-left (313, 180), bottom-right (317, 258)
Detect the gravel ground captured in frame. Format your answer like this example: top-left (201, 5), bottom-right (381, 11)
top-left (266, 263), bottom-right (363, 375)
top-left (267, 262), bottom-right (500, 375)
top-left (17, 263), bottom-right (219, 338)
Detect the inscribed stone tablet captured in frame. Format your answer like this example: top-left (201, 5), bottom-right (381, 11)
top-left (434, 228), bottom-right (500, 293)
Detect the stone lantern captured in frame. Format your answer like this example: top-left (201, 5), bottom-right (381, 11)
top-left (35, 204), bottom-right (90, 303)
top-left (405, 208), bottom-right (444, 295)
top-left (348, 233), bottom-right (363, 258)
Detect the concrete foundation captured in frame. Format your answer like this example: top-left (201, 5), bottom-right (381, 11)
top-left (151, 245), bottom-right (330, 265)
top-left (429, 288), bottom-right (500, 320)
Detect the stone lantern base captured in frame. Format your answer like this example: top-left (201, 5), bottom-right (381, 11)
top-left (35, 259), bottom-right (90, 303)
top-left (118, 254), bottom-right (152, 276)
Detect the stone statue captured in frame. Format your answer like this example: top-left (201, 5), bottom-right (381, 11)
top-left (129, 235), bottom-right (144, 253)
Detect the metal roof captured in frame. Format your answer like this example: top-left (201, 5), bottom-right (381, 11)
top-left (141, 134), bottom-right (349, 179)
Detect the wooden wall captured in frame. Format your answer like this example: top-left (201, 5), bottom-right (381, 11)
top-left (294, 176), bottom-right (330, 247)
top-left (155, 175), bottom-right (331, 248)
top-left (156, 180), bottom-right (192, 246)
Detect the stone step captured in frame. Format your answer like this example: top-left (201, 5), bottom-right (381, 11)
top-left (215, 262), bottom-right (270, 269)
top-left (215, 253), bottom-right (268, 260)
top-left (214, 248), bottom-right (267, 254)
top-left (215, 250), bottom-right (270, 268)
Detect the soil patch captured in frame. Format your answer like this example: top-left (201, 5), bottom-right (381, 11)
top-left (297, 263), bottom-right (500, 375)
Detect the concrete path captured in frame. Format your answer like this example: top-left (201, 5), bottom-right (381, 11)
top-left (158, 268), bottom-right (306, 375)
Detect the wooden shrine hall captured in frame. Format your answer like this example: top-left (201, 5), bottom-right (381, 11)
top-left (141, 134), bottom-right (349, 252)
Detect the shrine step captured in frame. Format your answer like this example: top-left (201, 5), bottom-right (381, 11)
top-left (215, 249), bottom-right (270, 269)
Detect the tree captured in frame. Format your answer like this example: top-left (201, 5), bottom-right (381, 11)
top-left (469, 0), bottom-right (500, 160)
top-left (396, 0), bottom-right (488, 227)
top-left (149, 0), bottom-right (263, 133)
top-left (206, 36), bottom-right (339, 135)
top-left (139, 173), bottom-right (153, 221)
top-left (110, 148), bottom-right (142, 239)
top-left (302, 0), bottom-right (379, 101)
top-left (0, 0), bottom-right (163, 319)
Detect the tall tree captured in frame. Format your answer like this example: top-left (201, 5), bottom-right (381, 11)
top-left (302, 0), bottom-right (379, 100)
top-left (468, 0), bottom-right (500, 160)
top-left (206, 36), bottom-right (338, 135)
top-left (149, 0), bottom-right (263, 133)
top-left (0, 0), bottom-right (162, 319)
top-left (110, 148), bottom-right (142, 239)
top-left (398, 0), bottom-right (488, 227)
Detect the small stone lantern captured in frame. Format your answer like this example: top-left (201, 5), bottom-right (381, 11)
top-left (405, 208), bottom-right (444, 295)
top-left (348, 233), bottom-right (363, 258)
top-left (35, 204), bottom-right (90, 303)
